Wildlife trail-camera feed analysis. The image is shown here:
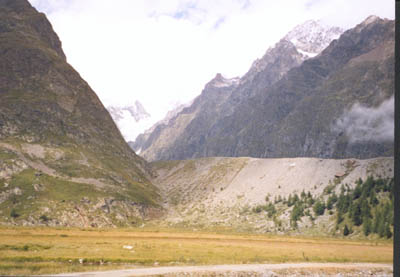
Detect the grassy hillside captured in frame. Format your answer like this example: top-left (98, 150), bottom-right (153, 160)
top-left (0, 0), bottom-right (160, 227)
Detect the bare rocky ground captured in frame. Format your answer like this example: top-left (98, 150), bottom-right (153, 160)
top-left (150, 156), bottom-right (393, 234)
top-left (54, 263), bottom-right (392, 277)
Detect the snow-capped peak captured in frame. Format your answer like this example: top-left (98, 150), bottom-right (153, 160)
top-left (108, 100), bottom-right (150, 123)
top-left (241, 20), bottom-right (344, 84)
top-left (284, 19), bottom-right (345, 55)
top-left (107, 100), bottom-right (152, 141)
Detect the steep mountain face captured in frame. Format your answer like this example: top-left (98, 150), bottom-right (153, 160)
top-left (133, 16), bottom-right (393, 161)
top-left (0, 0), bottom-right (160, 227)
top-left (133, 20), bottom-right (344, 161)
top-left (128, 99), bottom-right (193, 153)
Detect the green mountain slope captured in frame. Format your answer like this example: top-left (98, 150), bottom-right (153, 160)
top-left (0, 0), bottom-right (160, 227)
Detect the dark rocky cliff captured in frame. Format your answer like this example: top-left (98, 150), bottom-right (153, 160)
top-left (133, 16), bottom-right (394, 161)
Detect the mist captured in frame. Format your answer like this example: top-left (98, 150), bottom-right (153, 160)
top-left (334, 96), bottom-right (394, 144)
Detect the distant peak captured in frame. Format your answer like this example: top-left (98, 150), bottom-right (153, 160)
top-left (284, 19), bottom-right (344, 55)
top-left (353, 15), bottom-right (384, 34)
top-left (361, 15), bottom-right (381, 25)
top-left (208, 73), bottom-right (240, 88)
top-left (214, 73), bottom-right (224, 82)
top-left (107, 100), bottom-right (150, 123)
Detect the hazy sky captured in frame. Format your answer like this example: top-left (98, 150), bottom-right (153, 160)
top-left (28, 0), bottom-right (394, 131)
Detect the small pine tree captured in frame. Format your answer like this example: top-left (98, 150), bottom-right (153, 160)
top-left (327, 193), bottom-right (338, 210)
top-left (287, 194), bottom-right (293, 206)
top-left (353, 183), bottom-right (362, 200)
top-left (384, 223), bottom-right (392, 239)
top-left (290, 202), bottom-right (304, 225)
top-left (363, 216), bottom-right (372, 236)
top-left (373, 209), bottom-right (382, 234)
top-left (378, 218), bottom-right (385, 238)
top-left (360, 198), bottom-right (371, 219)
top-left (369, 190), bottom-right (379, 206)
top-left (351, 201), bottom-right (362, 226)
top-left (293, 194), bottom-right (300, 203)
top-left (336, 211), bottom-right (344, 225)
top-left (343, 224), bottom-right (350, 236)
top-left (313, 200), bottom-right (326, 216)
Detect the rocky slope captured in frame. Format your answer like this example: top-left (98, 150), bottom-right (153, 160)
top-left (129, 100), bottom-right (194, 154)
top-left (0, 0), bottom-right (160, 227)
top-left (150, 156), bottom-right (393, 236)
top-left (133, 16), bottom-right (393, 161)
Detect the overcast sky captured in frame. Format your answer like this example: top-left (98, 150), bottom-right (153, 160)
top-left (28, 0), bottom-right (394, 139)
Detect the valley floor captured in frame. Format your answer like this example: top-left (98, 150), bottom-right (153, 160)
top-left (0, 227), bottom-right (393, 275)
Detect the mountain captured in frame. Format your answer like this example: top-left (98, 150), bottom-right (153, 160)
top-left (108, 100), bottom-right (150, 123)
top-left (107, 100), bottom-right (152, 141)
top-left (128, 99), bottom-right (193, 154)
top-left (132, 16), bottom-right (393, 161)
top-left (284, 19), bottom-right (344, 57)
top-left (0, 0), bottom-right (160, 227)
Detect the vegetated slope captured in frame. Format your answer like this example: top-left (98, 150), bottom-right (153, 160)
top-left (151, 156), bottom-right (393, 237)
top-left (0, 0), bottom-right (160, 227)
top-left (134, 16), bottom-right (393, 161)
top-left (132, 20), bottom-right (343, 161)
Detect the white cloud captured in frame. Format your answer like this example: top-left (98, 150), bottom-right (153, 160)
top-left (334, 96), bottom-right (394, 143)
top-left (28, 0), bottom-right (394, 140)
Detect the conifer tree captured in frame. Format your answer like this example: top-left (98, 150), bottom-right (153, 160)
top-left (363, 216), bottom-right (372, 236)
top-left (343, 224), bottom-right (350, 236)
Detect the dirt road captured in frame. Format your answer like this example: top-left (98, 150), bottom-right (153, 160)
top-left (53, 263), bottom-right (392, 277)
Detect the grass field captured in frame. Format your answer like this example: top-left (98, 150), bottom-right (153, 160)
top-left (0, 226), bottom-right (393, 275)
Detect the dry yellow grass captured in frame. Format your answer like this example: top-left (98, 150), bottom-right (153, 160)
top-left (0, 226), bottom-right (392, 275)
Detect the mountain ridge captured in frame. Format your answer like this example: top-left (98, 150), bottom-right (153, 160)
top-left (132, 16), bottom-right (393, 161)
top-left (132, 19), bottom-right (342, 160)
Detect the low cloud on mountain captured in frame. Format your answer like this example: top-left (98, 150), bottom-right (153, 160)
top-left (334, 96), bottom-right (394, 144)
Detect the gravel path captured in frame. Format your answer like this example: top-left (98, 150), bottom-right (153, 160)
top-left (52, 263), bottom-right (392, 277)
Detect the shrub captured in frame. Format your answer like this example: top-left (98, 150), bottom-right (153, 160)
top-left (10, 209), bottom-right (19, 218)
top-left (40, 215), bottom-right (50, 222)
top-left (253, 206), bottom-right (263, 213)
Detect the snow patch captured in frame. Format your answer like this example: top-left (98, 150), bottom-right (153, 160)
top-left (297, 49), bottom-right (318, 58)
